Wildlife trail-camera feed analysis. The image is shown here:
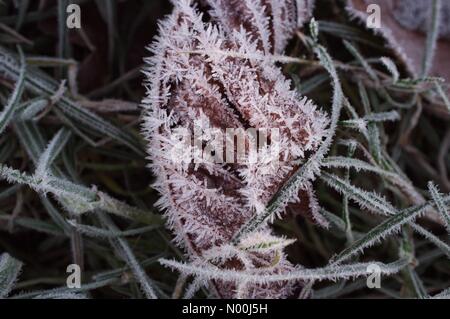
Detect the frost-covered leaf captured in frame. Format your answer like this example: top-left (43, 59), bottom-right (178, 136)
top-left (330, 195), bottom-right (450, 264)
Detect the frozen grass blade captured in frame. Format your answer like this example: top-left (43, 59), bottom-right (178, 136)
top-left (13, 277), bottom-right (118, 299)
top-left (434, 81), bottom-right (450, 113)
top-left (232, 31), bottom-right (344, 243)
top-left (0, 46), bottom-right (25, 135)
top-left (318, 21), bottom-right (382, 48)
top-left (14, 120), bottom-right (48, 164)
top-left (407, 266), bottom-right (428, 298)
top-left (0, 0), bottom-right (448, 300)
top-left (380, 57), bottom-right (399, 83)
top-left (159, 258), bottom-right (409, 283)
top-left (330, 195), bottom-right (450, 265)
top-left (0, 164), bottom-right (92, 200)
top-left (0, 163), bottom-right (160, 224)
top-left (323, 168), bottom-right (450, 258)
top-left (431, 287), bottom-right (450, 299)
top-left (343, 40), bottom-right (378, 83)
top-left (421, 0), bottom-right (441, 77)
top-left (342, 145), bottom-right (355, 244)
top-left (0, 253), bottom-right (23, 298)
top-left (95, 0), bottom-right (116, 68)
top-left (321, 172), bottom-right (396, 216)
top-left (0, 138), bottom-right (16, 163)
top-left (57, 0), bottom-right (69, 64)
top-left (13, 120), bottom-right (159, 225)
top-left (0, 184), bottom-right (21, 201)
top-left (33, 292), bottom-right (87, 299)
top-left (68, 219), bottom-right (160, 239)
top-left (0, 46), bottom-right (144, 155)
top-left (14, 0), bottom-right (30, 31)
top-left (35, 128), bottom-right (71, 180)
top-left (18, 99), bottom-right (48, 120)
top-left (323, 156), bottom-right (397, 179)
top-left (339, 111), bottom-right (399, 132)
top-left (0, 213), bottom-right (63, 236)
top-left (428, 181), bottom-right (450, 233)
top-left (409, 223), bottom-right (450, 258)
